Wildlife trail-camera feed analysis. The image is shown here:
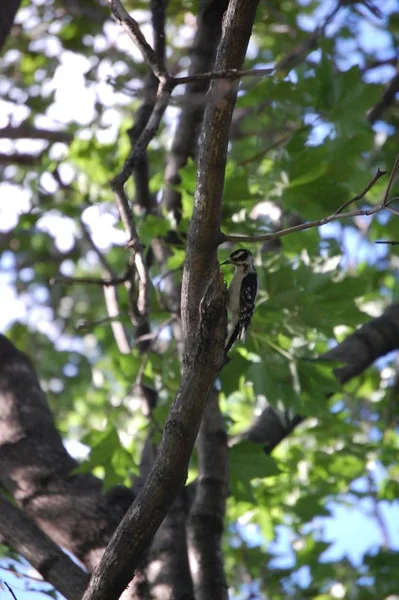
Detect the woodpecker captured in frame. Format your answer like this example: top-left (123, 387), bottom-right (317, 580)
top-left (221, 249), bottom-right (258, 354)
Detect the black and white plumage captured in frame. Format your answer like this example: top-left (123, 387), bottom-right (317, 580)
top-left (221, 249), bottom-right (258, 354)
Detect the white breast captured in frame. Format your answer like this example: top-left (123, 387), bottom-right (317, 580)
top-left (227, 269), bottom-right (244, 317)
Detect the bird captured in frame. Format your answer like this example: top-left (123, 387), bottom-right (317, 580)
top-left (220, 249), bottom-right (258, 354)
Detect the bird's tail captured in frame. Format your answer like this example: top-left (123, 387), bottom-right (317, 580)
top-left (225, 322), bottom-right (241, 355)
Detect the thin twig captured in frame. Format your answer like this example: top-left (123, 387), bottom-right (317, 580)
top-left (79, 219), bottom-right (132, 352)
top-left (80, 219), bottom-right (117, 276)
top-left (113, 80), bottom-right (173, 189)
top-left (111, 187), bottom-right (151, 317)
top-left (221, 205), bottom-right (385, 244)
top-left (0, 125), bottom-right (72, 143)
top-left (4, 583), bottom-right (18, 600)
top-left (222, 157), bottom-right (399, 245)
top-left (386, 205), bottom-right (399, 218)
top-left (105, 0), bottom-right (169, 82)
top-left (172, 67), bottom-right (273, 85)
top-left (333, 167), bottom-right (386, 215)
top-left (50, 274), bottom-right (129, 287)
top-left (134, 317), bottom-right (175, 388)
top-left (365, 468), bottom-right (391, 549)
top-left (236, 133), bottom-right (294, 167)
top-left (382, 153), bottom-right (399, 205)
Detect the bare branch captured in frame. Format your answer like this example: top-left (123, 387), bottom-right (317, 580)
top-left (4, 583), bottom-right (18, 600)
top-left (50, 274), bottom-right (129, 286)
top-left (333, 167), bottom-right (386, 215)
top-left (382, 153), bottom-right (399, 205)
top-left (366, 469), bottom-right (392, 549)
top-left (0, 125), bottom-right (72, 143)
top-left (105, 0), bottom-right (169, 81)
top-left (80, 220), bottom-right (132, 353)
top-left (0, 152), bottom-right (44, 165)
top-left (113, 79), bottom-right (172, 189)
top-left (111, 85), bottom-right (168, 320)
top-left (172, 66), bottom-right (273, 85)
top-left (221, 158), bottom-right (399, 245)
top-left (222, 204), bottom-right (385, 244)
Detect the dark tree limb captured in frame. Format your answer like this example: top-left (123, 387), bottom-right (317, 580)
top-left (323, 303), bottom-right (399, 384)
top-left (0, 495), bottom-right (89, 600)
top-left (0, 125), bottom-right (72, 143)
top-left (0, 0), bottom-right (21, 52)
top-left (0, 335), bottom-right (134, 572)
top-left (147, 492), bottom-right (194, 600)
top-left (187, 391), bottom-right (229, 600)
top-left (82, 275), bottom-right (226, 600)
top-left (0, 152), bottom-right (44, 165)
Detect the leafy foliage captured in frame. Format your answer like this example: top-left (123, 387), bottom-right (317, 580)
top-left (1, 0), bottom-right (399, 598)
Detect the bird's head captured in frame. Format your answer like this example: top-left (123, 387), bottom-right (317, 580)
top-left (221, 248), bottom-right (254, 269)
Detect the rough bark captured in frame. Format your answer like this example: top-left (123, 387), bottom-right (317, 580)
top-left (0, 334), bottom-right (134, 571)
top-left (0, 494), bottom-right (89, 600)
top-left (187, 391), bottom-right (229, 600)
top-left (323, 303), bottom-right (399, 383)
top-left (147, 493), bottom-right (194, 600)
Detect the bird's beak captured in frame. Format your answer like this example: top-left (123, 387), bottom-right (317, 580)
top-left (220, 259), bottom-right (231, 265)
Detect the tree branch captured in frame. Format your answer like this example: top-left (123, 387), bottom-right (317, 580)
top-left (80, 220), bottom-right (132, 354)
top-left (0, 152), bottom-right (44, 165)
top-left (113, 80), bottom-right (173, 190)
top-left (0, 125), bottom-right (72, 143)
top-left (172, 66), bottom-right (273, 86)
top-left (0, 495), bottom-right (89, 600)
top-left (82, 2), bottom-right (260, 599)
top-left (105, 0), bottom-right (169, 81)
top-left (220, 158), bottom-right (399, 245)
top-left (0, 0), bottom-right (21, 52)
top-left (333, 167), bottom-right (387, 214)
top-left (322, 303), bottom-right (399, 384)
top-left (187, 391), bottom-right (229, 600)
top-left (50, 274), bottom-right (130, 286)
top-left (221, 204), bottom-right (385, 244)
